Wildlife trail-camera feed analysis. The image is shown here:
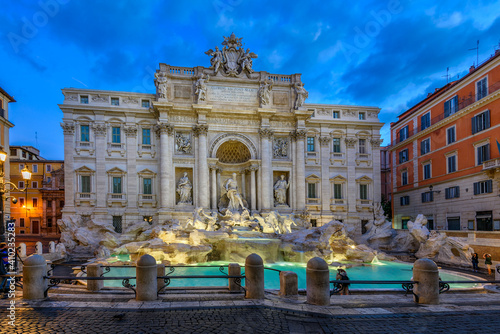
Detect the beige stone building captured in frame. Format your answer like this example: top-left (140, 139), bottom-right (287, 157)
top-left (60, 35), bottom-right (383, 235)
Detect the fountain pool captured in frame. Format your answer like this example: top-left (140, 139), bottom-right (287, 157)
top-left (101, 259), bottom-right (479, 290)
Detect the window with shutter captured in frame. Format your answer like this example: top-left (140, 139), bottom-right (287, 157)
top-left (447, 126), bottom-right (456, 144)
top-left (477, 78), bottom-right (487, 100)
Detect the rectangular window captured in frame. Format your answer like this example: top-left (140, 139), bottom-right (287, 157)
top-left (421, 191), bottom-right (434, 203)
top-left (112, 177), bottom-right (122, 193)
top-left (32, 198), bottom-right (38, 208)
top-left (420, 113), bottom-right (430, 130)
top-left (398, 149), bottom-right (409, 163)
top-left (81, 125), bottom-right (90, 142)
top-left (445, 186), bottom-right (460, 199)
top-left (420, 138), bottom-right (430, 155)
top-left (142, 128), bottom-right (151, 145)
top-left (332, 111), bottom-right (339, 119)
top-left (359, 139), bottom-right (366, 154)
top-left (477, 144), bottom-right (490, 165)
top-left (447, 126), bottom-right (456, 144)
top-left (19, 198), bottom-right (25, 207)
top-left (307, 183), bottom-right (316, 198)
top-left (358, 112), bottom-right (366, 120)
top-left (423, 163), bottom-right (431, 180)
top-left (333, 184), bottom-right (342, 199)
top-left (111, 97), bottom-right (120, 106)
top-left (359, 184), bottom-right (368, 200)
top-left (47, 219), bottom-right (52, 228)
top-left (142, 100), bottom-right (150, 108)
top-left (444, 95), bottom-right (458, 117)
top-left (20, 218), bottom-right (25, 227)
top-left (398, 125), bottom-right (409, 142)
top-left (32, 164), bottom-right (38, 173)
top-left (477, 77), bottom-right (487, 100)
top-left (473, 180), bottom-right (493, 195)
top-left (10, 148), bottom-right (17, 156)
top-left (401, 171), bottom-right (408, 186)
top-left (447, 155), bottom-right (457, 173)
top-left (112, 127), bottom-right (121, 143)
top-left (471, 110), bottom-right (490, 134)
top-left (310, 219), bottom-right (317, 228)
top-left (307, 137), bottom-right (315, 152)
top-left (18, 181), bottom-right (24, 189)
top-left (19, 163), bottom-right (24, 171)
top-left (332, 138), bottom-right (341, 153)
top-left (112, 216), bottom-right (122, 233)
top-left (31, 181), bottom-right (38, 189)
top-left (47, 200), bottom-right (52, 208)
top-left (143, 178), bottom-right (152, 195)
top-left (81, 175), bottom-right (91, 193)
top-left (400, 196), bottom-right (410, 206)
top-left (80, 95), bottom-right (89, 104)
top-left (46, 164), bottom-right (52, 172)
top-left (22, 151), bottom-right (26, 158)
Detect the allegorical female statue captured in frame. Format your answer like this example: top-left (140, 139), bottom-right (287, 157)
top-left (224, 173), bottom-right (246, 211)
top-left (273, 174), bottom-right (289, 205)
top-left (176, 172), bottom-right (192, 204)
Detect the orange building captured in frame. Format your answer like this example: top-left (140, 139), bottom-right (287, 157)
top-left (389, 50), bottom-right (500, 231)
top-left (9, 146), bottom-right (64, 235)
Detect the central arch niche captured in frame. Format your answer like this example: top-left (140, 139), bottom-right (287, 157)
top-left (216, 140), bottom-right (251, 164)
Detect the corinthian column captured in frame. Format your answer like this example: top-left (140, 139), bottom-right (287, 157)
top-left (319, 136), bottom-right (331, 213)
top-left (156, 122), bottom-right (174, 210)
top-left (194, 125), bottom-right (209, 209)
top-left (259, 128), bottom-right (273, 211)
top-left (249, 165), bottom-right (258, 212)
top-left (92, 122), bottom-right (107, 212)
top-left (61, 122), bottom-right (76, 215)
top-left (124, 125), bottom-right (138, 210)
top-left (295, 129), bottom-right (307, 211)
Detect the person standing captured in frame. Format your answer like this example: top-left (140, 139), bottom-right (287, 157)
top-left (472, 253), bottom-right (479, 272)
top-left (484, 253), bottom-right (493, 275)
top-left (336, 269), bottom-right (350, 295)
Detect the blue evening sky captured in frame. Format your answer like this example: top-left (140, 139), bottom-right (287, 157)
top-left (1, 0), bottom-right (499, 160)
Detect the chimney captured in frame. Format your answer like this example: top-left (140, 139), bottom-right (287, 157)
top-left (469, 65), bottom-right (475, 73)
top-left (427, 93), bottom-right (432, 97)
top-left (435, 88), bottom-right (439, 92)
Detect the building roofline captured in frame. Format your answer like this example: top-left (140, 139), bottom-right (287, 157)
top-left (0, 86), bottom-right (16, 102)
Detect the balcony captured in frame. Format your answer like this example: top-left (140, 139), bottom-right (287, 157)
top-left (330, 198), bottom-right (347, 212)
top-left (330, 152), bottom-right (345, 165)
top-left (107, 193), bottom-right (127, 207)
top-left (356, 199), bottom-right (373, 211)
top-left (137, 144), bottom-right (156, 158)
top-left (138, 194), bottom-right (157, 208)
top-left (483, 158), bottom-right (500, 180)
top-left (355, 153), bottom-right (372, 166)
top-left (107, 142), bottom-right (126, 157)
top-left (392, 79), bottom-right (500, 146)
top-left (75, 141), bottom-right (95, 155)
top-left (75, 192), bottom-right (96, 206)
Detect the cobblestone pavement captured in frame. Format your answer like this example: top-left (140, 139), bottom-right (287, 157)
top-left (2, 306), bottom-right (500, 334)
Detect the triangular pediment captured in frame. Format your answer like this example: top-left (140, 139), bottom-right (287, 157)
top-left (75, 166), bottom-right (95, 173)
top-left (305, 173), bottom-right (321, 181)
top-left (106, 167), bottom-right (126, 174)
top-left (356, 175), bottom-right (373, 182)
top-left (330, 174), bottom-right (347, 182)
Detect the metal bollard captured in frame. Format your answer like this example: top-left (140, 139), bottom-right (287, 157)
top-left (87, 263), bottom-right (103, 292)
top-left (306, 257), bottom-right (330, 306)
top-left (23, 255), bottom-right (47, 300)
top-left (157, 264), bottom-right (165, 293)
top-left (245, 253), bottom-right (264, 299)
top-left (136, 254), bottom-right (157, 301)
top-left (228, 263), bottom-right (241, 292)
top-left (280, 271), bottom-right (298, 296)
top-left (412, 258), bottom-right (439, 304)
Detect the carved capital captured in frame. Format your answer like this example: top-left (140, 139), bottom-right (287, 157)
top-left (247, 165), bottom-right (259, 172)
top-left (193, 124), bottom-right (208, 137)
top-left (344, 138), bottom-right (357, 148)
top-left (370, 138), bottom-right (384, 148)
top-left (319, 136), bottom-right (331, 146)
top-left (295, 130), bottom-right (307, 140)
top-left (92, 123), bottom-right (107, 137)
top-left (60, 122), bottom-right (75, 135)
top-left (155, 122), bottom-right (174, 136)
top-left (259, 128), bottom-right (274, 139)
top-left (124, 126), bottom-right (138, 137)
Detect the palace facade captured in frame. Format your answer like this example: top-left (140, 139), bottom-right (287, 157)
top-left (60, 35), bottom-right (383, 235)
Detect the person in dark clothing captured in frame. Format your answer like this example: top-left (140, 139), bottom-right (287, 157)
top-left (484, 253), bottom-right (493, 275)
top-left (336, 268), bottom-right (350, 295)
top-left (472, 253), bottom-right (479, 272)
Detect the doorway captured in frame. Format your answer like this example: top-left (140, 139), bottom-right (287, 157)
top-left (31, 220), bottom-right (40, 234)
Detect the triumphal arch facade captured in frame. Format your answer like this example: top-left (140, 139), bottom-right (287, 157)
top-left (60, 34), bottom-right (383, 235)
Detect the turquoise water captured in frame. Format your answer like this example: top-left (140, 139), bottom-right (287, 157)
top-left (102, 260), bottom-right (478, 290)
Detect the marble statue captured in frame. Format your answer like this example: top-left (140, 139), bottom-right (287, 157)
top-left (205, 46), bottom-right (223, 73)
top-left (176, 172), bottom-right (193, 204)
top-left (239, 48), bottom-right (257, 74)
top-left (273, 175), bottom-right (289, 206)
top-left (194, 74), bottom-right (209, 102)
top-left (294, 82), bottom-right (308, 109)
top-left (175, 133), bottom-right (192, 153)
top-left (224, 173), bottom-right (246, 211)
top-left (273, 138), bottom-right (288, 158)
top-left (154, 72), bottom-right (168, 100)
top-left (259, 79), bottom-right (273, 107)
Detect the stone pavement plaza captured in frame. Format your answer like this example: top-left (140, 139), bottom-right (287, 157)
top-left (2, 286), bottom-right (500, 333)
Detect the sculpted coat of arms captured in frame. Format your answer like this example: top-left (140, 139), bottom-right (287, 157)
top-left (205, 33), bottom-right (258, 77)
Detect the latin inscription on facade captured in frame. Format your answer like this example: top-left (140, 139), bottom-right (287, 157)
top-left (208, 85), bottom-right (258, 104)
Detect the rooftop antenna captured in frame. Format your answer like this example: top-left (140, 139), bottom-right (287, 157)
top-left (468, 40), bottom-right (479, 66)
top-left (442, 67), bottom-right (450, 83)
